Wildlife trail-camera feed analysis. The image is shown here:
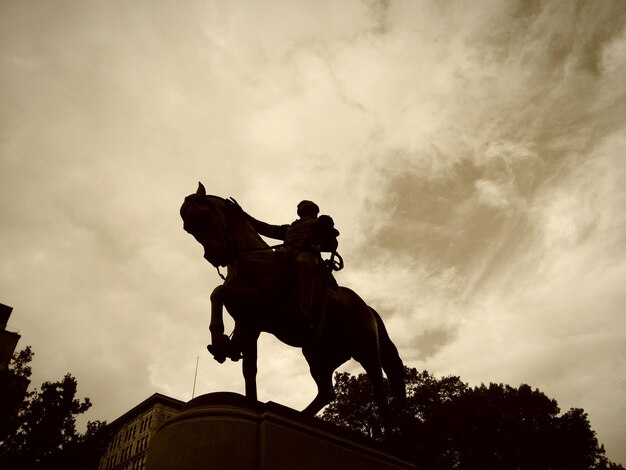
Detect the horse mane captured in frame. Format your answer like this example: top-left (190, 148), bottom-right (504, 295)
top-left (180, 191), bottom-right (269, 250)
top-left (180, 193), bottom-right (223, 216)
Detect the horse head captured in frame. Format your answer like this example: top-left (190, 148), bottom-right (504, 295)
top-left (180, 183), bottom-right (235, 268)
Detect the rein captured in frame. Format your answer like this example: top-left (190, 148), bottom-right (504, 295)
top-left (238, 242), bottom-right (286, 253)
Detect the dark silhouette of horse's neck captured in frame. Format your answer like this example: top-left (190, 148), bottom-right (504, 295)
top-left (218, 199), bottom-right (270, 256)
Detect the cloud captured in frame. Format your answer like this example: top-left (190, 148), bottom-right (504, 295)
top-left (1, 0), bottom-right (626, 464)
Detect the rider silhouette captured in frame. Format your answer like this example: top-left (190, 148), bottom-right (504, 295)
top-left (232, 199), bottom-right (338, 329)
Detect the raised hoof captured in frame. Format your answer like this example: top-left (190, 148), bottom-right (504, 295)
top-left (207, 334), bottom-right (242, 363)
top-left (207, 344), bottom-right (227, 364)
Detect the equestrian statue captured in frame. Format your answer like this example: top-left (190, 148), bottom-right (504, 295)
top-left (180, 182), bottom-right (405, 417)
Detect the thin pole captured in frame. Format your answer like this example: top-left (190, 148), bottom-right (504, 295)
top-left (191, 355), bottom-right (199, 399)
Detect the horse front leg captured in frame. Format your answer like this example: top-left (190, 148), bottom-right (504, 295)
top-left (209, 285), bottom-right (226, 338)
top-left (207, 285), bottom-right (240, 363)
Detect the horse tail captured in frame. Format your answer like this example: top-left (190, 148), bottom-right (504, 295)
top-left (371, 307), bottom-right (406, 400)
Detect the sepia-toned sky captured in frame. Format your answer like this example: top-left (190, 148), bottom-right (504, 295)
top-left (2, 0), bottom-right (626, 463)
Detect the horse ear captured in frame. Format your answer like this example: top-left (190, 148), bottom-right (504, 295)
top-left (197, 182), bottom-right (206, 196)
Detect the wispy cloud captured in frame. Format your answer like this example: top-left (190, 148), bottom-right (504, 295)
top-left (1, 0), bottom-right (625, 463)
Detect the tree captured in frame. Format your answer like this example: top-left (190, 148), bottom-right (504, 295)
top-left (321, 367), bottom-right (625, 470)
top-left (0, 347), bottom-right (107, 469)
top-left (322, 368), bottom-right (467, 441)
top-left (555, 408), bottom-right (607, 470)
top-left (321, 371), bottom-right (383, 438)
top-left (8, 344), bottom-right (34, 379)
top-left (442, 383), bottom-right (562, 469)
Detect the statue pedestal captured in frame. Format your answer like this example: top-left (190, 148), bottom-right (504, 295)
top-left (145, 392), bottom-right (415, 470)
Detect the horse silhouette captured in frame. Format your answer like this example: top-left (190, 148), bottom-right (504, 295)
top-left (180, 183), bottom-right (405, 416)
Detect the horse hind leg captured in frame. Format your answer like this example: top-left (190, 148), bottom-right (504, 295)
top-left (354, 343), bottom-right (391, 437)
top-left (302, 363), bottom-right (336, 416)
top-left (366, 365), bottom-right (390, 436)
top-left (370, 307), bottom-right (406, 402)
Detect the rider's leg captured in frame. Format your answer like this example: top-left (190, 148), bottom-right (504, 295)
top-left (295, 251), bottom-right (316, 327)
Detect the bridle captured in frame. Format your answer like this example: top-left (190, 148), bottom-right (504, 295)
top-left (182, 194), bottom-right (235, 267)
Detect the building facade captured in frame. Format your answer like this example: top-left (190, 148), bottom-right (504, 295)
top-left (98, 393), bottom-right (185, 470)
top-left (0, 303), bottom-right (30, 441)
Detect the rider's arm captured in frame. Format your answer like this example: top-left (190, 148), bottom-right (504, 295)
top-left (246, 216), bottom-right (289, 240)
top-left (228, 197), bottom-right (288, 240)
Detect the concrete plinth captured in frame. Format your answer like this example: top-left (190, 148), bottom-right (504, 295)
top-left (145, 392), bottom-right (415, 470)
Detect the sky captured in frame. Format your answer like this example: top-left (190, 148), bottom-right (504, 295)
top-left (1, 0), bottom-right (626, 463)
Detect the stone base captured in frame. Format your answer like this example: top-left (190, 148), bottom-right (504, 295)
top-left (145, 392), bottom-right (415, 470)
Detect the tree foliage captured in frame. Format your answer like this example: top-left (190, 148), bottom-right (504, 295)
top-left (321, 367), bottom-right (624, 470)
top-left (9, 344), bottom-right (34, 380)
top-left (0, 347), bottom-right (107, 469)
